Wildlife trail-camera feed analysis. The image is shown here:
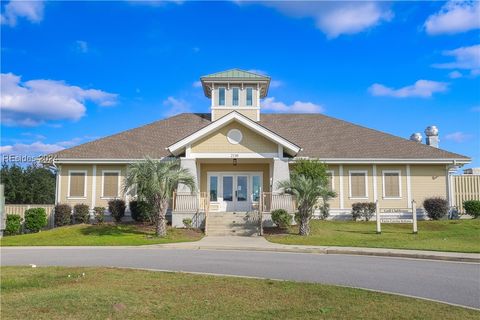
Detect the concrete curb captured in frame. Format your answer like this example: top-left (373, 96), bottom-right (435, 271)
top-left (151, 244), bottom-right (480, 263)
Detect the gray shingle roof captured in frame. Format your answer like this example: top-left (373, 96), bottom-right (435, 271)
top-left (51, 113), bottom-right (469, 161)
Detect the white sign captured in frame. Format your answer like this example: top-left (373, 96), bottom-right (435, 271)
top-left (380, 208), bottom-right (409, 213)
top-left (380, 218), bottom-right (413, 223)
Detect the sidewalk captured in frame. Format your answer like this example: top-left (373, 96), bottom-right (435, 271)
top-left (152, 236), bottom-right (480, 263)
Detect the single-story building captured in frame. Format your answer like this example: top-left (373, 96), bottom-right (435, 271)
top-left (46, 69), bottom-right (470, 229)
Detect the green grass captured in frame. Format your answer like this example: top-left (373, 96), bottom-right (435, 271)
top-left (1, 267), bottom-right (478, 320)
top-left (266, 219), bottom-right (480, 253)
top-left (0, 223), bottom-right (203, 246)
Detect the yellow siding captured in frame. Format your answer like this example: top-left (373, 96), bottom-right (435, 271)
top-left (59, 164), bottom-right (93, 207)
top-left (95, 165), bottom-right (128, 208)
top-left (376, 165), bottom-right (408, 208)
top-left (410, 165), bottom-right (447, 208)
top-left (192, 122), bottom-right (277, 154)
top-left (199, 163), bottom-right (270, 194)
top-left (59, 164), bottom-right (127, 209)
top-left (325, 164), bottom-right (340, 209)
top-left (212, 108), bottom-right (258, 121)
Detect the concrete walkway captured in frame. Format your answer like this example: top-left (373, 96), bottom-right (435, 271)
top-left (154, 236), bottom-right (480, 263)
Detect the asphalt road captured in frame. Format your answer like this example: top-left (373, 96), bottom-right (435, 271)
top-left (2, 247), bottom-right (479, 309)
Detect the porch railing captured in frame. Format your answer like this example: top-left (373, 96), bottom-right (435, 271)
top-left (260, 192), bottom-right (297, 213)
top-left (172, 192), bottom-right (208, 212)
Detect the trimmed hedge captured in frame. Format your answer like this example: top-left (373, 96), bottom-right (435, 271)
top-left (73, 204), bottom-right (90, 224)
top-left (129, 200), bottom-right (153, 223)
top-left (463, 200), bottom-right (480, 218)
top-left (271, 209), bottom-right (292, 229)
top-left (423, 197), bottom-right (448, 220)
top-left (93, 207), bottom-right (105, 223)
top-left (5, 214), bottom-right (23, 235)
top-left (108, 199), bottom-right (126, 222)
top-left (24, 208), bottom-right (47, 233)
top-left (351, 202), bottom-right (376, 221)
top-left (55, 204), bottom-right (72, 227)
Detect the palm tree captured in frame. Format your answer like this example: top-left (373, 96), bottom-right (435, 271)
top-left (277, 160), bottom-right (335, 236)
top-left (124, 158), bottom-right (196, 237)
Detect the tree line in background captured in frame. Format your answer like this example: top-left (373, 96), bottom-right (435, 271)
top-left (1, 163), bottom-right (56, 204)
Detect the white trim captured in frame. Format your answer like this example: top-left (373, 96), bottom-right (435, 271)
top-left (372, 165), bottom-right (377, 202)
top-left (277, 145), bottom-right (283, 158)
top-left (67, 170), bottom-right (87, 199)
top-left (339, 165), bottom-right (344, 209)
top-left (406, 165), bottom-right (412, 208)
top-left (227, 129), bottom-right (243, 145)
top-left (167, 111), bottom-right (301, 156)
top-left (55, 165), bottom-right (61, 205)
top-left (349, 170), bottom-right (368, 199)
top-left (101, 170), bottom-right (121, 199)
top-left (211, 106), bottom-right (260, 110)
top-left (92, 165), bottom-right (97, 208)
top-left (185, 145), bottom-right (191, 158)
top-left (326, 170), bottom-right (335, 191)
top-left (292, 158), bottom-right (469, 164)
top-left (382, 170), bottom-right (402, 199)
top-left (189, 152), bottom-right (279, 159)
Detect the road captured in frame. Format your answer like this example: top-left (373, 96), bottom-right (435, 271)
top-left (2, 247), bottom-right (479, 309)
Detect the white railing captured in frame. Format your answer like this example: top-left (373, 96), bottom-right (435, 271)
top-left (261, 193), bottom-right (297, 213)
top-left (172, 192), bottom-right (208, 213)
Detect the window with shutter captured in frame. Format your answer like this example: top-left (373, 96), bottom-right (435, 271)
top-left (383, 171), bottom-right (401, 198)
top-left (350, 172), bottom-right (367, 198)
top-left (103, 172), bottom-right (119, 198)
top-left (69, 172), bottom-right (86, 197)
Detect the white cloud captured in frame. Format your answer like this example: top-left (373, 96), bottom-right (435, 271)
top-left (262, 97), bottom-right (324, 113)
top-left (192, 81), bottom-right (202, 88)
top-left (1, 0), bottom-right (45, 27)
top-left (369, 80), bottom-right (448, 98)
top-left (425, 1), bottom-right (480, 35)
top-left (75, 40), bottom-right (89, 53)
top-left (432, 44), bottom-right (480, 76)
top-left (0, 73), bottom-right (118, 126)
top-left (162, 96), bottom-right (191, 117)
top-left (270, 80), bottom-right (283, 88)
top-left (260, 2), bottom-right (393, 38)
top-left (247, 69), bottom-right (268, 76)
top-left (448, 70), bottom-right (463, 79)
top-left (444, 131), bottom-right (473, 143)
top-left (127, 0), bottom-right (183, 7)
top-left (0, 141), bottom-right (64, 155)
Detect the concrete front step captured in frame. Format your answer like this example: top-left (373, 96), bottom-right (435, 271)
top-left (206, 212), bottom-right (260, 236)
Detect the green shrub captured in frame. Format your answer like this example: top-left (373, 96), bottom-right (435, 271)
top-left (73, 204), bottom-right (90, 224)
top-left (24, 208), bottom-right (47, 233)
top-left (129, 200), bottom-right (153, 223)
top-left (108, 199), bottom-right (126, 222)
top-left (93, 207), bottom-right (105, 223)
top-left (351, 202), bottom-right (376, 221)
top-left (319, 203), bottom-right (330, 220)
top-left (54, 204), bottom-right (72, 227)
top-left (182, 218), bottom-right (193, 228)
top-left (463, 200), bottom-right (480, 218)
top-left (271, 209), bottom-right (292, 229)
top-left (423, 197), bottom-right (448, 220)
top-left (5, 214), bottom-right (23, 235)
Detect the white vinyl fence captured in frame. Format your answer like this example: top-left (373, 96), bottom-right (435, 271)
top-left (453, 175), bottom-right (480, 213)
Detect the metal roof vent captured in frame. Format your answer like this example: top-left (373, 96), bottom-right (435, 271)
top-left (410, 133), bottom-right (422, 143)
top-left (425, 126), bottom-right (439, 148)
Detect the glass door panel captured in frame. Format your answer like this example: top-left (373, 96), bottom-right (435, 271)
top-left (236, 176), bottom-right (248, 202)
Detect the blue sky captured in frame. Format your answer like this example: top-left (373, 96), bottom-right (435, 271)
top-left (1, 1), bottom-right (479, 168)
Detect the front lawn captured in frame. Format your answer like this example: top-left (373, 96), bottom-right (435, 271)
top-left (0, 223), bottom-right (203, 246)
top-left (266, 219), bottom-right (480, 253)
top-left (1, 267), bottom-right (478, 320)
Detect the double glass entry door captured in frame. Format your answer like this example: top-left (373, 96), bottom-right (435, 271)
top-left (208, 173), bottom-right (262, 212)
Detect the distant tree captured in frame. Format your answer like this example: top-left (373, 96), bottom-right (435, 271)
top-left (1, 162), bottom-right (55, 204)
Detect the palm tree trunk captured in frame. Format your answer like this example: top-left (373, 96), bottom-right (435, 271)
top-left (155, 199), bottom-right (169, 237)
top-left (299, 214), bottom-right (310, 236)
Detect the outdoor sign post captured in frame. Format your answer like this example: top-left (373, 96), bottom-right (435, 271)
top-left (376, 200), bottom-right (381, 234)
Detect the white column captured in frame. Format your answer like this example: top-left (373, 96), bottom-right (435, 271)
top-left (406, 164), bottom-right (412, 208)
top-left (412, 200), bottom-right (418, 234)
top-left (271, 158), bottom-right (290, 193)
top-left (339, 165), bottom-right (344, 209)
top-left (372, 164), bottom-right (378, 203)
top-left (56, 165), bottom-right (62, 205)
top-left (91, 165), bottom-right (97, 209)
top-left (179, 158), bottom-right (198, 193)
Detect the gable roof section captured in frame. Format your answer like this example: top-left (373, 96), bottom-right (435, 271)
top-left (168, 111), bottom-right (301, 156)
top-left (50, 113), bottom-right (470, 163)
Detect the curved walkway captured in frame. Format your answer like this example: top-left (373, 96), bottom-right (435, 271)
top-left (2, 245), bottom-right (479, 309)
